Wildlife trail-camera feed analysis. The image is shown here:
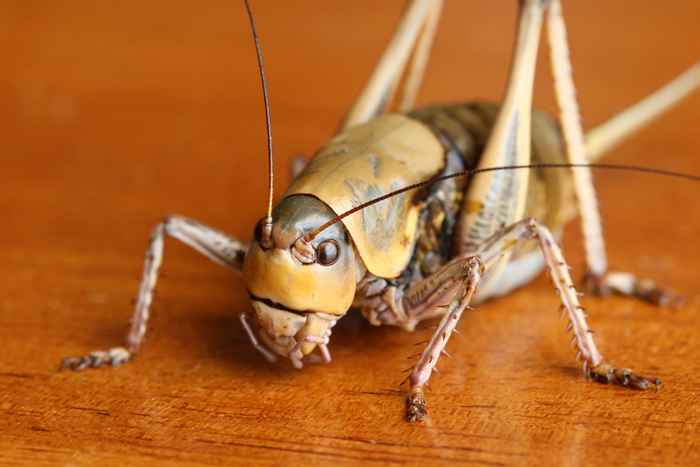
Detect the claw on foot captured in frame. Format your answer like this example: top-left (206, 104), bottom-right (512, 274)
top-left (61, 347), bottom-right (131, 371)
top-left (633, 278), bottom-right (684, 308)
top-left (582, 271), bottom-right (611, 297)
top-left (582, 271), bottom-right (683, 308)
top-left (588, 362), bottom-right (662, 390)
top-left (406, 387), bottom-right (427, 422)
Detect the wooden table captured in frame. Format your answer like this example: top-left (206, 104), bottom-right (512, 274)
top-left (2, 1), bottom-right (699, 465)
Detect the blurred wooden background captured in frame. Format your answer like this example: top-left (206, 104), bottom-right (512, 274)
top-left (2, 1), bottom-right (699, 465)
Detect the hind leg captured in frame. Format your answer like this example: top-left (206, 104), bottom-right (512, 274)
top-left (583, 272), bottom-right (682, 307)
top-left (340, 0), bottom-right (443, 129)
top-left (546, 0), bottom-right (681, 306)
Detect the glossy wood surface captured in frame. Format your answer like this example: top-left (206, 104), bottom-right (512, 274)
top-left (2, 2), bottom-right (699, 465)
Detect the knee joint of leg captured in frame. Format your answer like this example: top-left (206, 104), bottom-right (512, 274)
top-left (466, 256), bottom-right (485, 276)
top-left (162, 214), bottom-right (176, 227)
top-left (524, 217), bottom-right (541, 236)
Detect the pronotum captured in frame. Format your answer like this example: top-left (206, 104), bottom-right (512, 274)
top-left (62, 0), bottom-right (700, 421)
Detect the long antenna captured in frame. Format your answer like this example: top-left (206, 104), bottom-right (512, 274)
top-left (244, 0), bottom-right (274, 247)
top-left (303, 162), bottom-right (700, 242)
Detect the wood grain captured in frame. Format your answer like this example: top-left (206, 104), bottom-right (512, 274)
top-left (2, 1), bottom-right (699, 465)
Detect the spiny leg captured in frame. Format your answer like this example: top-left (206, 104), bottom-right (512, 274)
top-left (546, 0), bottom-right (606, 277)
top-left (354, 252), bottom-right (482, 332)
top-left (354, 258), bottom-right (491, 417)
top-left (477, 218), bottom-right (661, 389)
top-left (340, 0), bottom-right (442, 130)
top-left (355, 249), bottom-right (490, 332)
top-left (404, 218), bottom-right (660, 422)
top-left (546, 0), bottom-right (680, 306)
top-left (401, 254), bottom-right (490, 326)
top-left (405, 257), bottom-right (483, 422)
top-left (61, 215), bottom-right (247, 370)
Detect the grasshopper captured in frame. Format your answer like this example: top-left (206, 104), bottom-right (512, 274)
top-left (62, 0), bottom-right (700, 422)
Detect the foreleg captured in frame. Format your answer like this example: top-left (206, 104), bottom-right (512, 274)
top-left (355, 255), bottom-right (482, 332)
top-left (405, 257), bottom-right (483, 422)
top-left (61, 215), bottom-right (247, 370)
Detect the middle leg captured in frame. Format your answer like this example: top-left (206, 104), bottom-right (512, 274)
top-left (475, 218), bottom-right (661, 390)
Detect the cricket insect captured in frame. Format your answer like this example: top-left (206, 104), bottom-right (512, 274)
top-left (62, 0), bottom-right (700, 422)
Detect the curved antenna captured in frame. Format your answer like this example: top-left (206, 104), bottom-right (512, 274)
top-left (244, 0), bottom-right (274, 247)
top-left (303, 162), bottom-right (700, 242)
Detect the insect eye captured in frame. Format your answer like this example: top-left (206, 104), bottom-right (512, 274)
top-left (317, 239), bottom-right (339, 266)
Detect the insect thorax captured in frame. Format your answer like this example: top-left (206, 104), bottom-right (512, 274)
top-left (395, 101), bottom-right (575, 287)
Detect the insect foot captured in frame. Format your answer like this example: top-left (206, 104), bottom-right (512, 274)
top-left (587, 362), bottom-right (662, 390)
top-left (582, 271), bottom-right (683, 308)
top-left (60, 347), bottom-right (131, 371)
top-left (406, 387), bottom-right (428, 423)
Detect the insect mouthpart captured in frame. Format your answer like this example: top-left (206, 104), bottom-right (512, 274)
top-left (249, 294), bottom-right (310, 316)
top-left (243, 295), bottom-right (338, 369)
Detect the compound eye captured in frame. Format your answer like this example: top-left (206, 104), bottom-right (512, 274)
top-left (317, 239), bottom-right (339, 266)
